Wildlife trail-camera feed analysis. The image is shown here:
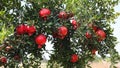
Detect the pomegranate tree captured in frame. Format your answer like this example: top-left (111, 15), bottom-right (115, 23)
top-left (0, 0), bottom-right (119, 68)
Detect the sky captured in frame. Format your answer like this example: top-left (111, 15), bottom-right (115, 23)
top-left (112, 3), bottom-right (120, 55)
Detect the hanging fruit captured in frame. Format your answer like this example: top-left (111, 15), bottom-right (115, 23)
top-left (35, 34), bottom-right (47, 48)
top-left (16, 24), bottom-right (27, 35)
top-left (57, 26), bottom-right (68, 39)
top-left (71, 19), bottom-right (78, 30)
top-left (71, 20), bottom-right (77, 26)
top-left (91, 49), bottom-right (97, 55)
top-left (96, 29), bottom-right (106, 41)
top-left (85, 32), bottom-right (92, 39)
top-left (39, 8), bottom-right (51, 20)
top-left (58, 26), bottom-right (68, 36)
top-left (70, 54), bottom-right (79, 63)
top-left (26, 25), bottom-right (36, 36)
top-left (58, 11), bottom-right (67, 19)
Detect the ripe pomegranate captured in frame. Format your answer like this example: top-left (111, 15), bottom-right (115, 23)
top-left (52, 26), bottom-right (68, 39)
top-left (71, 19), bottom-right (78, 30)
top-left (71, 19), bottom-right (77, 26)
top-left (58, 26), bottom-right (68, 37)
top-left (96, 29), bottom-right (106, 41)
top-left (85, 32), bottom-right (92, 39)
top-left (70, 54), bottom-right (78, 63)
top-left (58, 11), bottom-right (67, 19)
top-left (26, 25), bottom-right (36, 36)
top-left (35, 34), bottom-right (46, 48)
top-left (91, 49), bottom-right (97, 55)
top-left (16, 24), bottom-right (27, 35)
top-left (39, 8), bottom-right (51, 20)
top-left (0, 57), bottom-right (7, 64)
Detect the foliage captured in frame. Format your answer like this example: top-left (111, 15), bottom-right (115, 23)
top-left (0, 0), bottom-right (20, 44)
top-left (0, 25), bottom-right (14, 44)
top-left (0, 0), bottom-right (120, 68)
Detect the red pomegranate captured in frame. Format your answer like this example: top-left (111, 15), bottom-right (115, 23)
top-left (26, 25), bottom-right (36, 36)
top-left (0, 57), bottom-right (7, 64)
top-left (96, 29), bottom-right (106, 41)
top-left (35, 34), bottom-right (46, 48)
top-left (91, 49), bottom-right (97, 55)
top-left (71, 19), bottom-right (77, 26)
top-left (39, 8), bottom-right (51, 19)
top-left (70, 54), bottom-right (78, 63)
top-left (85, 32), bottom-right (92, 39)
top-left (58, 26), bottom-right (68, 36)
top-left (16, 24), bottom-right (27, 35)
top-left (58, 11), bottom-right (67, 19)
top-left (71, 19), bottom-right (78, 30)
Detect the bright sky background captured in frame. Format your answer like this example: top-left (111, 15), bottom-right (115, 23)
top-left (112, 3), bottom-right (120, 55)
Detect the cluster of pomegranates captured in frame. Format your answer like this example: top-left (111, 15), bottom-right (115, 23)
top-left (16, 24), bottom-right (36, 36)
top-left (0, 55), bottom-right (20, 65)
top-left (85, 25), bottom-right (106, 41)
top-left (2, 8), bottom-right (106, 64)
top-left (39, 8), bottom-right (74, 20)
top-left (16, 24), bottom-right (47, 48)
top-left (0, 45), bottom-right (21, 65)
top-left (85, 24), bottom-right (106, 55)
top-left (16, 8), bottom-right (77, 49)
top-left (39, 8), bottom-right (80, 63)
top-left (14, 8), bottom-right (79, 63)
